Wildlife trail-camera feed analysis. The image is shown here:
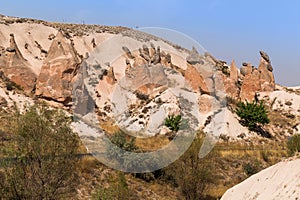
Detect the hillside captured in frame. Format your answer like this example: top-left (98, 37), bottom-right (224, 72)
top-left (0, 14), bottom-right (299, 199)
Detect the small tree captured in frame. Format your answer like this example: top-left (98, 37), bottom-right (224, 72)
top-left (0, 105), bottom-right (80, 199)
top-left (235, 101), bottom-right (270, 131)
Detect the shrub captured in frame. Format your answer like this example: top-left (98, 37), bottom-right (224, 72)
top-left (287, 134), bottom-right (300, 156)
top-left (110, 130), bottom-right (138, 152)
top-left (242, 161), bottom-right (261, 176)
top-left (164, 115), bottom-right (182, 132)
top-left (235, 101), bottom-right (270, 131)
top-left (163, 134), bottom-right (218, 200)
top-left (0, 105), bottom-right (80, 199)
top-left (222, 65), bottom-right (230, 76)
top-left (6, 81), bottom-right (22, 91)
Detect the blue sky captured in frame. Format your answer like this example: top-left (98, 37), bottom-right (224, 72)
top-left (1, 0), bottom-right (299, 86)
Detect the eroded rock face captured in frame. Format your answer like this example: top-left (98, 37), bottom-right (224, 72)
top-left (133, 65), bottom-right (168, 97)
top-left (240, 69), bottom-right (261, 101)
top-left (230, 60), bottom-right (238, 82)
top-left (0, 34), bottom-right (36, 93)
top-left (258, 57), bottom-right (275, 92)
top-left (219, 60), bottom-right (240, 99)
top-left (35, 31), bottom-right (81, 103)
top-left (185, 63), bottom-right (209, 94)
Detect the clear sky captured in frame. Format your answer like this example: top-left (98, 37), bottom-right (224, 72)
top-left (1, 0), bottom-right (299, 86)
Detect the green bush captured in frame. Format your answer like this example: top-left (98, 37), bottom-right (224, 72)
top-left (243, 161), bottom-right (261, 176)
top-left (164, 115), bottom-right (182, 132)
top-left (110, 130), bottom-right (138, 152)
top-left (0, 105), bottom-right (80, 199)
top-left (287, 134), bottom-right (300, 156)
top-left (235, 101), bottom-right (270, 131)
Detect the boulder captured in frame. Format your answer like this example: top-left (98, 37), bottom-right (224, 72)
top-left (259, 50), bottom-right (270, 64)
top-left (35, 31), bottom-right (81, 103)
top-left (240, 64), bottom-right (253, 76)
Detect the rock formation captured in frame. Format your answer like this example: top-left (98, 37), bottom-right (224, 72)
top-left (221, 60), bottom-right (240, 99)
top-left (0, 15), bottom-right (278, 122)
top-left (240, 68), bottom-right (262, 101)
top-left (122, 46), bottom-right (135, 59)
top-left (258, 51), bottom-right (275, 91)
top-left (0, 34), bottom-right (36, 93)
top-left (35, 31), bottom-right (81, 103)
top-left (185, 63), bottom-right (209, 94)
top-left (240, 51), bottom-right (275, 101)
top-left (229, 60), bottom-right (238, 82)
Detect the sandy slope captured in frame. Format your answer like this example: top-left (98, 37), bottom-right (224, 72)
top-left (221, 158), bottom-right (300, 200)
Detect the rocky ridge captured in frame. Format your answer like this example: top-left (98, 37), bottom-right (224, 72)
top-left (0, 14), bottom-right (297, 141)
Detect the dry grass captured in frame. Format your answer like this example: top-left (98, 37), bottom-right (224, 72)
top-left (135, 135), bottom-right (170, 152)
top-left (98, 118), bottom-right (120, 135)
top-left (198, 140), bottom-right (289, 199)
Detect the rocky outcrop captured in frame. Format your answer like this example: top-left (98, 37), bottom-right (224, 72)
top-left (240, 51), bottom-right (275, 101)
top-left (229, 60), bottom-right (238, 82)
top-left (0, 14), bottom-right (277, 107)
top-left (220, 60), bottom-right (240, 99)
top-left (35, 31), bottom-right (81, 103)
top-left (0, 34), bottom-right (36, 93)
top-left (121, 44), bottom-right (169, 97)
top-left (258, 51), bottom-right (275, 91)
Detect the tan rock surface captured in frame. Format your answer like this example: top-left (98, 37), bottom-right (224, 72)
top-left (35, 31), bottom-right (81, 102)
top-left (0, 33), bottom-right (36, 93)
top-left (185, 63), bottom-right (209, 94)
top-left (240, 69), bottom-right (261, 101)
top-left (258, 57), bottom-right (275, 91)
